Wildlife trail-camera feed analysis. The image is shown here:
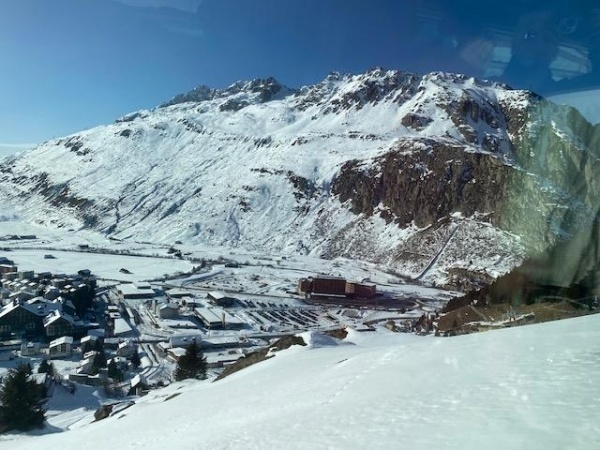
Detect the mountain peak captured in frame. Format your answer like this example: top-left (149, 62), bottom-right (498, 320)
top-left (161, 76), bottom-right (295, 109)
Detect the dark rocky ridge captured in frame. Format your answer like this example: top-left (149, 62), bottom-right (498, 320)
top-left (161, 77), bottom-right (294, 108)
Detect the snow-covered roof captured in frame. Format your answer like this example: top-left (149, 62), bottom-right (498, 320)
top-left (118, 340), bottom-right (134, 349)
top-left (194, 307), bottom-right (244, 326)
top-left (0, 299), bottom-right (60, 320)
top-left (43, 310), bottom-right (75, 327)
top-left (81, 334), bottom-right (99, 343)
top-left (49, 336), bottom-right (74, 347)
top-left (88, 328), bottom-right (105, 338)
top-left (167, 347), bottom-right (187, 358)
top-left (207, 291), bottom-right (226, 300)
top-left (113, 318), bottom-right (133, 336)
top-left (131, 373), bottom-right (148, 388)
top-left (159, 303), bottom-right (179, 311)
top-left (166, 288), bottom-right (193, 298)
top-left (118, 283), bottom-right (155, 298)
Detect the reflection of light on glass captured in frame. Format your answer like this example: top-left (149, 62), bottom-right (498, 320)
top-left (548, 89), bottom-right (600, 125)
top-left (557, 16), bottom-right (581, 36)
top-left (115, 0), bottom-right (203, 13)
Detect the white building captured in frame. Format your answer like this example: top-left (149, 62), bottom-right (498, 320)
top-left (48, 336), bottom-right (74, 358)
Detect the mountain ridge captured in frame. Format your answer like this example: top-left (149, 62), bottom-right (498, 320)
top-left (1, 68), bottom-right (599, 288)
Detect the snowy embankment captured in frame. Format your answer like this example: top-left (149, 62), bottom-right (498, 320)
top-left (3, 314), bottom-right (600, 450)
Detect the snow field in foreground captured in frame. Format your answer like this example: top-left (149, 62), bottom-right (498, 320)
top-left (2, 314), bottom-right (599, 450)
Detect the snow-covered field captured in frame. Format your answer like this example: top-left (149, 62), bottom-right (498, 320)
top-left (2, 314), bottom-right (598, 449)
top-left (4, 249), bottom-right (195, 283)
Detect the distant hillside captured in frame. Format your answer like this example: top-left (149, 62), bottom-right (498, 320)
top-left (2, 68), bottom-right (600, 288)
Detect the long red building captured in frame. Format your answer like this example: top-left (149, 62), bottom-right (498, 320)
top-left (298, 276), bottom-right (376, 299)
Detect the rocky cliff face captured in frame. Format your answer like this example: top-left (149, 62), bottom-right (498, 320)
top-left (1, 68), bottom-right (599, 289)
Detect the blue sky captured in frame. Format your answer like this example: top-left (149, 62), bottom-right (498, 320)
top-left (2, 0), bottom-right (467, 145)
top-left (2, 1), bottom-right (599, 145)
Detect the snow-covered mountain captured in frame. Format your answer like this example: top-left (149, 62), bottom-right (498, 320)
top-left (2, 68), bottom-right (600, 287)
top-left (4, 314), bottom-right (600, 450)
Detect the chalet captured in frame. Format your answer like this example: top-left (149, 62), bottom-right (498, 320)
top-left (48, 336), bottom-right (74, 358)
top-left (158, 303), bottom-right (179, 319)
top-left (44, 310), bottom-right (75, 338)
top-left (0, 300), bottom-right (52, 340)
top-left (129, 373), bottom-right (149, 396)
top-left (77, 356), bottom-right (94, 375)
top-left (43, 286), bottom-right (61, 300)
top-left (116, 341), bottom-right (136, 358)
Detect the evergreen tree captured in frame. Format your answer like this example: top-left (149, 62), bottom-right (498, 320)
top-left (37, 359), bottom-right (54, 375)
top-left (173, 341), bottom-right (207, 381)
top-left (107, 360), bottom-right (124, 382)
top-left (0, 364), bottom-right (46, 432)
top-left (130, 349), bottom-right (141, 369)
top-left (90, 351), bottom-right (107, 375)
top-left (81, 340), bottom-right (95, 355)
top-left (93, 338), bottom-right (104, 353)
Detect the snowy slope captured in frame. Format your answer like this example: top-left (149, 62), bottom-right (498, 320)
top-left (3, 315), bottom-right (600, 450)
top-left (0, 68), bottom-right (595, 285)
